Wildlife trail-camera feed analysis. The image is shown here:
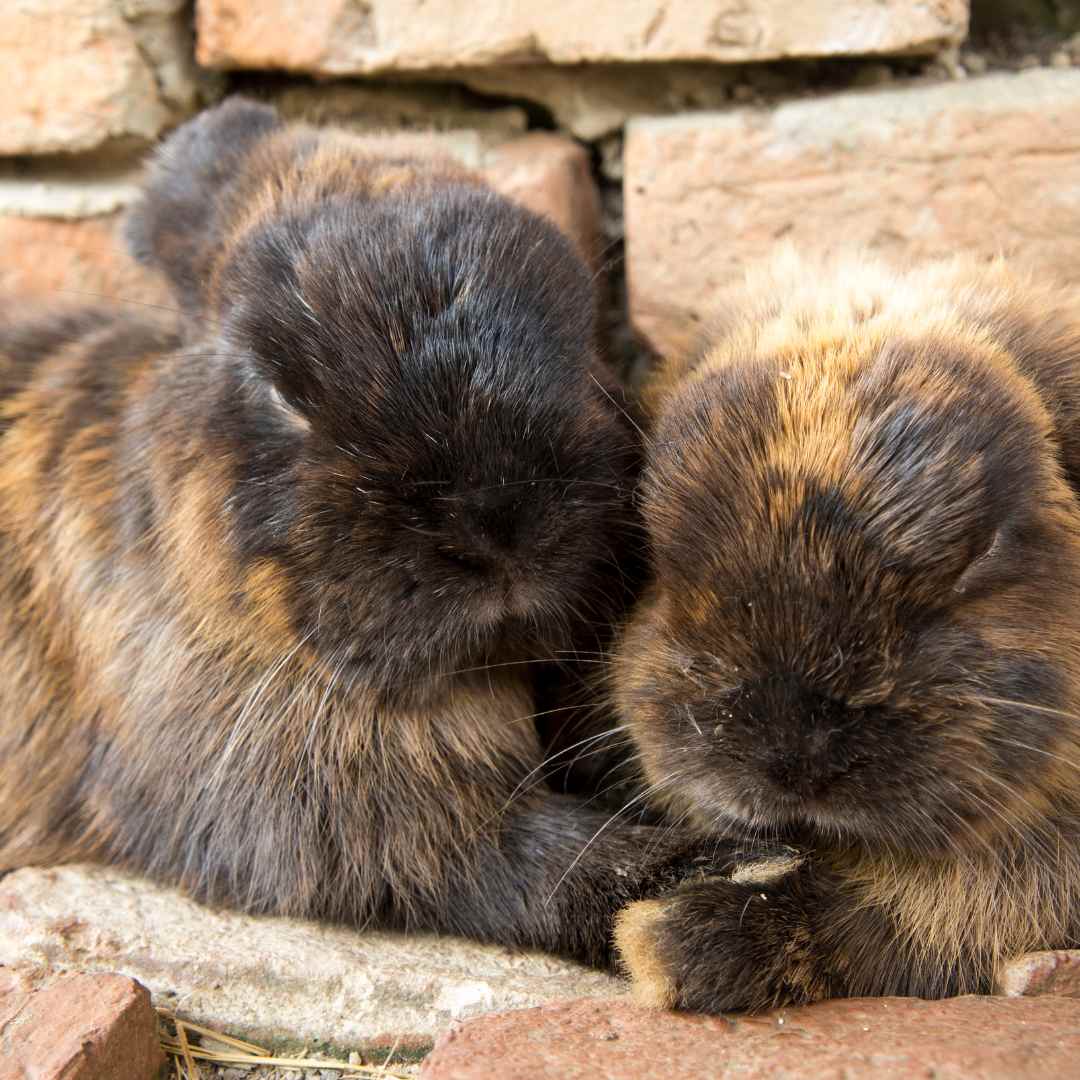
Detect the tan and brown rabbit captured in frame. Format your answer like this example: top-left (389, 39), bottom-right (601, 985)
top-left (614, 249), bottom-right (1080, 1011)
top-left (0, 98), bottom-right (720, 966)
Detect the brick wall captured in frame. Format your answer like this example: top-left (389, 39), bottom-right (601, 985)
top-left (5, 1), bottom-right (1080, 370)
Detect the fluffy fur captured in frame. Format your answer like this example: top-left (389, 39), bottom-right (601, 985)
top-left (614, 249), bottom-right (1080, 1009)
top-left (0, 99), bottom-right (716, 966)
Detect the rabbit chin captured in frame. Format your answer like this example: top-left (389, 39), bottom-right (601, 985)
top-left (684, 774), bottom-right (981, 855)
top-left (324, 606), bottom-right (569, 691)
top-left (675, 776), bottom-right (892, 845)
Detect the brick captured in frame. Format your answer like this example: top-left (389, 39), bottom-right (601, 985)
top-left (305, 131), bottom-right (601, 263)
top-left (420, 995), bottom-right (1080, 1080)
top-left (0, 214), bottom-right (171, 311)
top-left (195, 0), bottom-right (968, 75)
top-left (452, 64), bottom-right (737, 141)
top-left (484, 134), bottom-right (601, 267)
top-left (213, 127), bottom-right (600, 263)
top-left (0, 967), bottom-right (163, 1080)
top-left (996, 950), bottom-right (1080, 998)
top-left (624, 69), bottom-right (1080, 359)
top-left (0, 0), bottom-right (207, 156)
top-left (264, 81), bottom-right (527, 151)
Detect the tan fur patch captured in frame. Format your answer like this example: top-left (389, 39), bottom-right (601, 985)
top-left (242, 559), bottom-right (296, 642)
top-left (614, 899), bottom-right (678, 1010)
top-left (839, 843), bottom-right (1080, 983)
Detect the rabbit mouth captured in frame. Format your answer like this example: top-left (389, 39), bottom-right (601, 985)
top-left (703, 780), bottom-right (968, 853)
top-left (679, 774), bottom-right (879, 844)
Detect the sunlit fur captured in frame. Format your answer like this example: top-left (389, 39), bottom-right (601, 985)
top-left (0, 100), bottom-right (710, 966)
top-left (615, 249), bottom-right (1080, 1009)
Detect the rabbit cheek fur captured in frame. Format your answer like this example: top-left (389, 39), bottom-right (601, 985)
top-left (613, 252), bottom-right (1080, 1011)
top-left (0, 99), bottom-right (715, 967)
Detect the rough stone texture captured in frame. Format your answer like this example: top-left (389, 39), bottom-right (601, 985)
top-left (421, 995), bottom-right (1080, 1080)
top-left (0, 865), bottom-right (624, 1053)
top-left (0, 158), bottom-right (145, 220)
top-left (447, 64), bottom-right (737, 141)
top-left (263, 80), bottom-right (527, 150)
top-left (625, 68), bottom-right (1080, 359)
top-left (484, 134), bottom-right (602, 266)
top-left (196, 0), bottom-right (968, 75)
top-left (996, 950), bottom-right (1080, 999)
top-left (0, 967), bottom-right (164, 1080)
top-left (0, 214), bottom-right (172, 310)
top-left (1, 0), bottom-right (211, 156)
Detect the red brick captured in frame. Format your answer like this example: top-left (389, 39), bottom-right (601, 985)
top-left (1, 128), bottom-right (598, 307)
top-left (421, 995), bottom-right (1080, 1080)
top-left (0, 968), bottom-right (164, 1080)
top-left (996, 950), bottom-right (1080, 999)
top-left (0, 214), bottom-right (172, 311)
top-left (484, 134), bottom-right (601, 267)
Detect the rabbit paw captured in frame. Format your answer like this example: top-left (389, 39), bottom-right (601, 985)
top-left (614, 849), bottom-right (825, 1014)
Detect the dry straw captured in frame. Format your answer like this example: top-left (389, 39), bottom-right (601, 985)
top-left (157, 1008), bottom-right (414, 1078)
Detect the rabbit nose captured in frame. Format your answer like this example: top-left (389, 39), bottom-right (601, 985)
top-left (764, 732), bottom-right (852, 797)
top-left (738, 675), bottom-right (855, 796)
top-left (462, 485), bottom-right (526, 553)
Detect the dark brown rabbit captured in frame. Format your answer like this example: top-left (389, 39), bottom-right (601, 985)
top-left (613, 249), bottom-right (1080, 1011)
top-left (0, 98), bottom-right (717, 966)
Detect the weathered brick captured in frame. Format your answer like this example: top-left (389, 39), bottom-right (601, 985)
top-left (0, 967), bottom-right (163, 1080)
top-left (484, 134), bottom-right (601, 267)
top-left (264, 81), bottom-right (527, 150)
top-left (996, 949), bottom-right (1080, 998)
top-left (624, 69), bottom-right (1080, 359)
top-left (450, 63), bottom-right (738, 141)
top-left (0, 866), bottom-right (623, 1053)
top-left (0, 214), bottom-right (171, 310)
top-left (0, 0), bottom-right (207, 156)
top-left (195, 0), bottom-right (968, 75)
top-left (420, 996), bottom-right (1080, 1080)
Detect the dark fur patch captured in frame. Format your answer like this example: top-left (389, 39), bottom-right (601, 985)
top-left (0, 99), bottom-right (715, 968)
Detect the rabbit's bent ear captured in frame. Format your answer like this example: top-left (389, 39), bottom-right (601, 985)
top-left (125, 98), bottom-right (282, 319)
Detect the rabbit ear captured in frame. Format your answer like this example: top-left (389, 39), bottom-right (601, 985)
top-left (125, 97), bottom-right (282, 319)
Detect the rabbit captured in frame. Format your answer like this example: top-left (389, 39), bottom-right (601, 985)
top-left (0, 98), bottom-right (720, 968)
top-left (612, 249), bottom-right (1080, 1011)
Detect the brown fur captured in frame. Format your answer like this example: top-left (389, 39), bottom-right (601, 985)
top-left (614, 249), bottom-right (1080, 1011)
top-left (0, 99), bottom-right (719, 965)
top-left (613, 899), bottom-right (678, 1008)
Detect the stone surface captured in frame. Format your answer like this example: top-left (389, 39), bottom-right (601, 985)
top-left (484, 134), bottom-right (602, 266)
top-left (196, 0), bottom-right (968, 75)
top-left (0, 865), bottom-right (624, 1053)
top-left (263, 80), bottom-right (527, 151)
top-left (1, 0), bottom-right (210, 155)
top-left (421, 995), bottom-right (1080, 1080)
top-left (0, 214), bottom-right (172, 310)
top-left (0, 966), bottom-right (163, 1080)
top-left (452, 64), bottom-right (737, 141)
top-left (0, 158), bottom-right (145, 220)
top-left (996, 950), bottom-right (1080, 998)
top-left (624, 68), bottom-right (1080, 359)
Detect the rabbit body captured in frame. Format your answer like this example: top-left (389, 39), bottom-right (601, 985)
top-left (615, 250), bottom-right (1080, 1009)
top-left (0, 100), bottom-right (710, 965)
